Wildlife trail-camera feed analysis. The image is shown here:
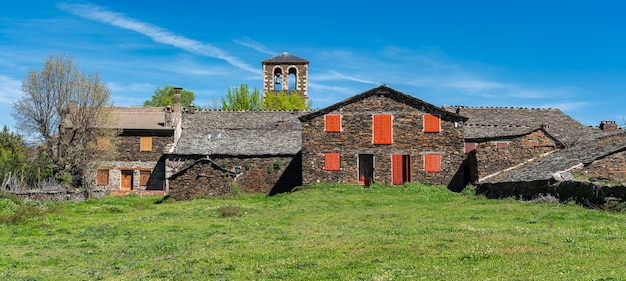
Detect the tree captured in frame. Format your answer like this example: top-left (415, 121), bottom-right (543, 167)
top-left (143, 86), bottom-right (195, 108)
top-left (221, 84), bottom-right (262, 110)
top-left (12, 53), bottom-right (117, 188)
top-left (0, 126), bottom-right (27, 182)
top-left (263, 91), bottom-right (310, 111)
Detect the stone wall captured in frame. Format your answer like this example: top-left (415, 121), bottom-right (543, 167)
top-left (11, 189), bottom-right (108, 202)
top-left (167, 154), bottom-right (301, 199)
top-left (472, 130), bottom-right (557, 181)
top-left (572, 148), bottom-right (626, 181)
top-left (301, 95), bottom-right (465, 188)
top-left (95, 159), bottom-right (165, 191)
top-left (116, 132), bottom-right (173, 162)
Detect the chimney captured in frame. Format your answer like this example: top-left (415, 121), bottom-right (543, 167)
top-left (173, 87), bottom-right (182, 115)
top-left (188, 103), bottom-right (195, 114)
top-left (600, 120), bottom-right (618, 131)
top-left (164, 106), bottom-right (172, 127)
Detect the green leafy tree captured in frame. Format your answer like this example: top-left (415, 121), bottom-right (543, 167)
top-left (221, 84), bottom-right (262, 110)
top-left (0, 126), bottom-right (27, 179)
top-left (143, 86), bottom-right (195, 108)
top-left (263, 91), bottom-right (310, 110)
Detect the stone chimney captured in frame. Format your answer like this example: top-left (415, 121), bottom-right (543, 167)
top-left (188, 103), bottom-right (195, 114)
top-left (164, 106), bottom-right (173, 127)
top-left (173, 87), bottom-right (182, 116)
top-left (600, 120), bottom-right (618, 131)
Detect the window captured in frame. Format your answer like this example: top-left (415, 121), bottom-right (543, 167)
top-left (140, 170), bottom-right (151, 186)
top-left (465, 142), bottom-right (476, 153)
top-left (324, 153), bottom-right (340, 171)
top-left (495, 141), bottom-right (509, 148)
top-left (97, 137), bottom-right (110, 150)
top-left (97, 170), bottom-right (109, 185)
top-left (140, 136), bottom-right (152, 152)
top-left (325, 114), bottom-right (341, 132)
top-left (424, 154), bottom-right (441, 173)
top-left (373, 114), bottom-right (392, 144)
top-left (424, 114), bottom-right (441, 133)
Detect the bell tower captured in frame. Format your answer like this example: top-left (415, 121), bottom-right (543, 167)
top-left (262, 52), bottom-right (309, 100)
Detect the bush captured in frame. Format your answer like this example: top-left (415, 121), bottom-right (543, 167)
top-left (219, 205), bottom-right (244, 218)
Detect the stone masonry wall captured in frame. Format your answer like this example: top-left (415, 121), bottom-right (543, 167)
top-left (473, 130), bottom-right (557, 180)
top-left (572, 148), bottom-right (626, 181)
top-left (301, 95), bottom-right (465, 187)
top-left (168, 160), bottom-right (233, 200)
top-left (167, 155), bottom-right (301, 198)
top-left (116, 133), bottom-right (173, 162)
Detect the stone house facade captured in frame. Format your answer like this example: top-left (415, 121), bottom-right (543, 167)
top-left (95, 106), bottom-right (178, 195)
top-left (165, 110), bottom-right (303, 199)
top-left (298, 85), bottom-right (468, 190)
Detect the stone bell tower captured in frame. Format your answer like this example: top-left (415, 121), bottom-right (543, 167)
top-left (262, 52), bottom-right (309, 100)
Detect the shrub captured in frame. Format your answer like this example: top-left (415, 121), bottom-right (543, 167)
top-left (218, 205), bottom-right (244, 217)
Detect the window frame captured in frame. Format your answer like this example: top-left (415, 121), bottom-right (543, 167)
top-left (424, 154), bottom-right (441, 173)
top-left (324, 152), bottom-right (341, 171)
top-left (423, 114), bottom-right (441, 133)
top-left (97, 169), bottom-right (109, 185)
top-left (140, 136), bottom-right (153, 152)
top-left (372, 114), bottom-right (393, 144)
top-left (325, 114), bottom-right (342, 132)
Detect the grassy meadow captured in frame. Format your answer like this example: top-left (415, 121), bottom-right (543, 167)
top-left (1, 183), bottom-right (625, 280)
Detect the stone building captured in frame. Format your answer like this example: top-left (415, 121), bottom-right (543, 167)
top-left (262, 52), bottom-right (309, 100)
top-left (165, 110), bottom-right (303, 200)
top-left (477, 132), bottom-right (626, 200)
top-left (298, 85), bottom-right (468, 190)
top-left (95, 106), bottom-right (178, 195)
top-left (442, 106), bottom-right (613, 183)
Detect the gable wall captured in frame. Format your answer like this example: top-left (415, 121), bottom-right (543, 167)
top-left (574, 149), bottom-right (626, 181)
top-left (472, 130), bottom-right (558, 181)
top-left (301, 95), bottom-right (465, 186)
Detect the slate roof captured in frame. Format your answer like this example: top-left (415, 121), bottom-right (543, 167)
top-left (109, 107), bottom-right (171, 130)
top-left (299, 85), bottom-right (467, 122)
top-left (442, 106), bottom-right (608, 144)
top-left (173, 111), bottom-right (303, 156)
top-left (481, 132), bottom-right (626, 184)
top-left (262, 52), bottom-right (309, 64)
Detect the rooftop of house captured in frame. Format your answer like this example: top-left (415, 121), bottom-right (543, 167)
top-left (480, 132), bottom-right (626, 184)
top-left (442, 105), bottom-right (613, 145)
top-left (262, 52), bottom-right (309, 64)
top-left (109, 107), bottom-right (172, 130)
top-left (173, 110), bottom-right (303, 156)
top-left (299, 85), bottom-right (467, 122)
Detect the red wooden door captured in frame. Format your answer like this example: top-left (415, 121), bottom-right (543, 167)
top-left (121, 170), bottom-right (133, 191)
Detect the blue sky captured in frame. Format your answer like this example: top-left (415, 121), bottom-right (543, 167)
top-left (1, 1), bottom-right (625, 130)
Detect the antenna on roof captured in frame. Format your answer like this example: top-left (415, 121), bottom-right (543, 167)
top-left (283, 43), bottom-right (287, 52)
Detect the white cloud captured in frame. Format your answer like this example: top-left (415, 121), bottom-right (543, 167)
top-left (313, 70), bottom-right (380, 85)
top-left (234, 37), bottom-right (276, 55)
top-left (57, 3), bottom-right (261, 75)
top-left (0, 75), bottom-right (22, 104)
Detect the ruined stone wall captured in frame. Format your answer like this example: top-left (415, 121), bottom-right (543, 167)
top-left (167, 154), bottom-right (301, 198)
top-left (168, 160), bottom-right (233, 200)
top-left (474, 130), bottom-right (557, 180)
top-left (301, 95), bottom-right (465, 186)
top-left (572, 149), bottom-right (626, 181)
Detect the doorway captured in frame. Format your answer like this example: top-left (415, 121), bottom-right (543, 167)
top-left (358, 154), bottom-right (374, 187)
top-left (121, 170), bottom-right (133, 191)
top-left (392, 154), bottom-right (411, 185)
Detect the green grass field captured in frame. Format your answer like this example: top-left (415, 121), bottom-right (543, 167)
top-left (1, 184), bottom-right (625, 280)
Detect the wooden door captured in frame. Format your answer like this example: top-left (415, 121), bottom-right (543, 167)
top-left (358, 154), bottom-right (374, 187)
top-left (121, 170), bottom-right (133, 191)
top-left (392, 154), bottom-right (411, 185)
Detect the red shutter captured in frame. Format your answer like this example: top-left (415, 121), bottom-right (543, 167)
top-left (424, 154), bottom-right (441, 172)
top-left (324, 153), bottom-right (340, 171)
top-left (392, 154), bottom-right (404, 185)
top-left (325, 114), bottom-right (341, 132)
top-left (529, 140), bottom-right (538, 147)
top-left (424, 114), bottom-right (441, 133)
top-left (496, 142), bottom-right (509, 148)
top-left (373, 114), bottom-right (392, 144)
